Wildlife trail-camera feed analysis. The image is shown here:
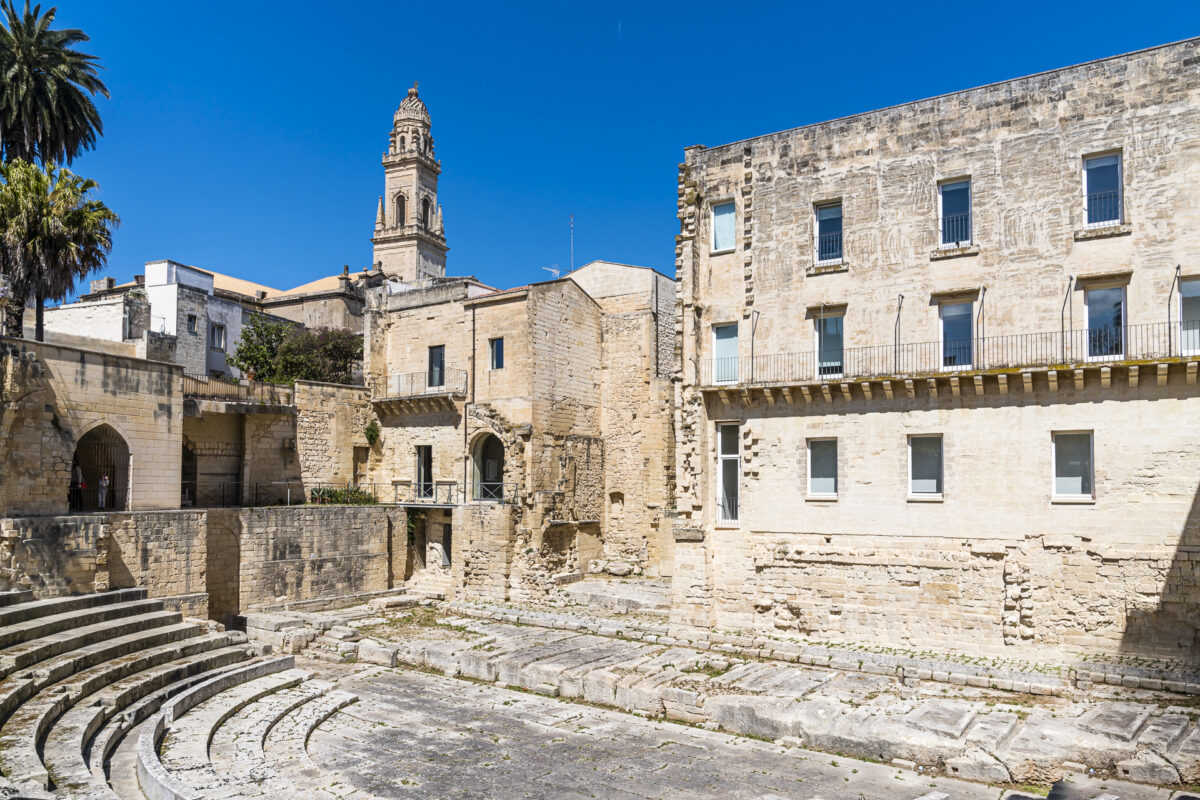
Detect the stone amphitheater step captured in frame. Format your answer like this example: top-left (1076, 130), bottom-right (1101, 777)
top-left (0, 613), bottom-right (196, 793)
top-left (42, 637), bottom-right (259, 798)
top-left (260, 688), bottom-right (363, 800)
top-left (135, 657), bottom-right (295, 800)
top-left (0, 589), bottom-right (35, 608)
top-left (0, 596), bottom-right (164, 669)
top-left (0, 589), bottom-right (146, 634)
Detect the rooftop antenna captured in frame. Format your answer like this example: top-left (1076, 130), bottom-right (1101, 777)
top-left (543, 265), bottom-right (561, 280)
top-left (569, 214), bottom-right (575, 272)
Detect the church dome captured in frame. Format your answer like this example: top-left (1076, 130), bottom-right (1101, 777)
top-left (394, 83), bottom-right (430, 125)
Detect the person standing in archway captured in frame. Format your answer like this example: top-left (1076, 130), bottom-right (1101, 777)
top-left (97, 473), bottom-right (110, 511)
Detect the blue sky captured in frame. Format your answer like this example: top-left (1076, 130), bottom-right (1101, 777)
top-left (51, 1), bottom-right (1199, 293)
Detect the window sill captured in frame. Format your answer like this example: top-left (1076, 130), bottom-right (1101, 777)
top-left (1073, 223), bottom-right (1131, 241)
top-left (1051, 496), bottom-right (1096, 505)
top-left (806, 261), bottom-right (848, 277)
top-left (710, 248), bottom-right (736, 256)
top-left (805, 494), bottom-right (838, 502)
top-left (907, 494), bottom-right (944, 503)
top-left (930, 244), bottom-right (980, 261)
top-left (714, 522), bottom-right (741, 530)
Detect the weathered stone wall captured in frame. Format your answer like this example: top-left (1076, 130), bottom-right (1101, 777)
top-left (228, 506), bottom-right (401, 611)
top-left (294, 381), bottom-right (374, 487)
top-left (455, 503), bottom-right (515, 602)
top-left (0, 337), bottom-right (182, 516)
top-left (104, 511), bottom-right (208, 618)
top-left (672, 39), bottom-right (1200, 660)
top-left (182, 413), bottom-right (243, 506)
top-left (242, 412), bottom-right (302, 504)
top-left (174, 286), bottom-right (209, 376)
top-left (530, 281), bottom-right (601, 437)
top-left (0, 515), bottom-right (104, 596)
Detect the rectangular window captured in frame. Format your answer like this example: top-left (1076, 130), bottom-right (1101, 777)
top-left (807, 438), bottom-right (838, 497)
top-left (939, 180), bottom-right (972, 246)
top-left (712, 202), bottom-right (735, 253)
top-left (940, 301), bottom-right (973, 369)
top-left (427, 345), bottom-right (445, 388)
top-left (815, 203), bottom-right (843, 264)
top-left (416, 445), bottom-right (433, 499)
top-left (489, 337), bottom-right (504, 370)
top-left (1182, 278), bottom-right (1200, 357)
top-left (909, 435), bottom-right (943, 497)
top-left (1053, 432), bottom-right (1093, 499)
top-left (186, 314), bottom-right (197, 334)
top-left (1084, 154), bottom-right (1122, 226)
top-left (1085, 287), bottom-right (1124, 359)
top-left (815, 314), bottom-right (844, 378)
top-left (717, 424), bottom-right (739, 523)
top-left (713, 323), bottom-right (738, 384)
top-left (211, 323), bottom-right (226, 352)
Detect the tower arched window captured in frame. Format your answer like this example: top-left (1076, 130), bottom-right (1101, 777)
top-left (395, 194), bottom-right (406, 227)
top-left (399, 136), bottom-right (406, 152)
top-left (422, 198), bottom-right (431, 229)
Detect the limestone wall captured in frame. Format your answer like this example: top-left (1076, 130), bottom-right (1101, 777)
top-left (227, 506), bottom-right (401, 611)
top-left (104, 511), bottom-right (208, 618)
top-left (294, 381), bottom-right (374, 488)
top-left (529, 282), bottom-right (601, 437)
top-left (0, 515), bottom-right (104, 596)
top-left (0, 337), bottom-right (182, 516)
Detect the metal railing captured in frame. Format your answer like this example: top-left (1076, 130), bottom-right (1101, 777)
top-left (1086, 190), bottom-right (1122, 226)
top-left (940, 212), bottom-right (972, 245)
top-left (816, 231), bottom-right (842, 263)
top-left (394, 480), bottom-right (462, 505)
top-left (182, 373), bottom-right (294, 405)
top-left (385, 369), bottom-right (468, 398)
top-left (699, 320), bottom-right (1196, 386)
top-left (177, 480), bottom-right (244, 508)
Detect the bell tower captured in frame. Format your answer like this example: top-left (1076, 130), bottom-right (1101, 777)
top-left (371, 82), bottom-right (448, 281)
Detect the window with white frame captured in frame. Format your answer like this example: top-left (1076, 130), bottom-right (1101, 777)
top-left (815, 203), bottom-right (843, 264)
top-left (815, 313), bottom-right (844, 378)
top-left (908, 435), bottom-right (943, 497)
top-left (939, 301), bottom-right (973, 369)
top-left (717, 423), bottom-right (739, 523)
top-left (416, 445), bottom-right (433, 499)
top-left (1084, 154), bottom-right (1122, 226)
top-left (712, 202), bottom-right (735, 253)
top-left (210, 323), bottom-right (226, 352)
top-left (1182, 278), bottom-right (1200, 357)
top-left (1085, 286), bottom-right (1124, 359)
top-left (489, 337), bottom-right (504, 370)
top-left (807, 438), bottom-right (838, 497)
top-left (1053, 432), bottom-right (1093, 499)
top-left (428, 345), bottom-right (445, 387)
top-left (939, 180), bottom-right (972, 246)
top-left (713, 323), bottom-right (738, 384)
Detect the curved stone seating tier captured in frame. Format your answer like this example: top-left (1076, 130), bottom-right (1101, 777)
top-left (0, 589), bottom-right (144, 634)
top-left (136, 657), bottom-right (296, 800)
top-left (0, 597), bottom-right (166, 674)
top-left (42, 639), bottom-right (256, 797)
top-left (261, 689), bottom-right (363, 800)
top-left (0, 590), bottom-right (35, 608)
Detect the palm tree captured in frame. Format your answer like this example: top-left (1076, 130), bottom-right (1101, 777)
top-left (0, 1), bottom-right (108, 165)
top-left (0, 159), bottom-right (118, 339)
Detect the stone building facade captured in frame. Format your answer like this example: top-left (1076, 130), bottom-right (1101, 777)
top-left (359, 260), bottom-right (676, 600)
top-left (671, 39), bottom-right (1200, 661)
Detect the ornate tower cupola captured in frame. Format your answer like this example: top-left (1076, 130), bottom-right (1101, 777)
top-left (371, 82), bottom-right (448, 281)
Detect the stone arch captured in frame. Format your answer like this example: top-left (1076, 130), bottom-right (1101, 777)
top-left (206, 520), bottom-right (240, 629)
top-left (471, 432), bottom-right (505, 501)
top-left (422, 197), bottom-right (431, 229)
top-left (394, 192), bottom-right (407, 227)
top-left (72, 423), bottom-right (130, 512)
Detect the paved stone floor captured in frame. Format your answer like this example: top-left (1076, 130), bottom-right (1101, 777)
top-left (302, 662), bottom-right (1166, 800)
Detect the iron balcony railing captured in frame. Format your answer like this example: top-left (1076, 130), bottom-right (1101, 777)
top-left (386, 368), bottom-right (468, 398)
top-left (182, 374), bottom-right (294, 405)
top-left (699, 320), bottom-right (1200, 387)
top-left (816, 231), bottom-right (843, 263)
top-left (395, 480), bottom-right (462, 505)
top-left (940, 212), bottom-right (972, 245)
top-left (1086, 190), bottom-right (1122, 226)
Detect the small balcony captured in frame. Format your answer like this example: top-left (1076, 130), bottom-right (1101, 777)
top-left (373, 369), bottom-right (467, 414)
top-left (182, 374), bottom-right (294, 415)
top-left (698, 320), bottom-right (1200, 401)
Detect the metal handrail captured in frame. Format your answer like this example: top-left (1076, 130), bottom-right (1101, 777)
top-left (940, 212), bottom-right (972, 245)
top-left (699, 320), bottom-right (1195, 386)
top-left (385, 368), bottom-right (468, 398)
top-left (182, 373), bottom-right (294, 405)
top-left (816, 231), bottom-right (843, 263)
top-left (1085, 190), bottom-right (1122, 226)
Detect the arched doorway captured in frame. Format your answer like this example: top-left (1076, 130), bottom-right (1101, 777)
top-left (472, 434), bottom-right (504, 501)
top-left (72, 424), bottom-right (130, 512)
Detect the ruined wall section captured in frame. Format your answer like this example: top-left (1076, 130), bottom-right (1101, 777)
top-left (104, 511), bottom-right (208, 617)
top-left (294, 381), bottom-right (374, 488)
top-left (243, 412), bottom-right (302, 504)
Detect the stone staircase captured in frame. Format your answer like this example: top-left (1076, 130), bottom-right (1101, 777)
top-left (404, 568), bottom-right (451, 599)
top-left (0, 588), bottom-right (360, 799)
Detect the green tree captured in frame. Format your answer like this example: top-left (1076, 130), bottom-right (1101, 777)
top-left (227, 313), bottom-right (294, 382)
top-left (0, 159), bottom-right (118, 339)
top-left (230, 320), bottom-right (362, 385)
top-left (0, 1), bottom-right (108, 165)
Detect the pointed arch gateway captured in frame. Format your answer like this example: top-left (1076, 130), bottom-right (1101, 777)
top-left (471, 433), bottom-right (504, 501)
top-left (72, 424), bottom-right (130, 512)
